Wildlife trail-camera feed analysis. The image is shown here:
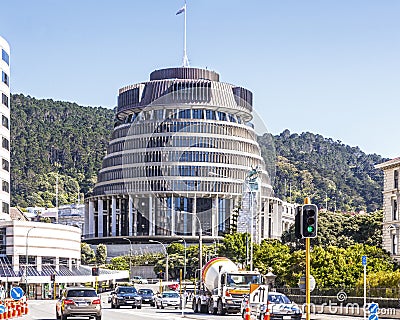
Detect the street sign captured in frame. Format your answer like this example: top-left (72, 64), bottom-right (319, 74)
top-left (10, 287), bottom-right (24, 300)
top-left (362, 255), bottom-right (367, 266)
top-left (369, 303), bottom-right (379, 314)
top-left (298, 275), bottom-right (316, 292)
top-left (0, 305), bottom-right (5, 314)
top-left (368, 314), bottom-right (378, 320)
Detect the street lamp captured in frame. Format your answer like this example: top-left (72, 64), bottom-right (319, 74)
top-left (149, 240), bottom-right (169, 282)
top-left (25, 226), bottom-right (36, 297)
top-left (180, 238), bottom-right (187, 281)
top-left (209, 171), bottom-right (257, 271)
top-left (122, 238), bottom-right (132, 282)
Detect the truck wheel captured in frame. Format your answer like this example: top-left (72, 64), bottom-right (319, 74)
top-left (217, 299), bottom-right (226, 316)
top-left (197, 300), bottom-right (202, 313)
top-left (208, 301), bottom-right (217, 315)
top-left (192, 299), bottom-right (198, 313)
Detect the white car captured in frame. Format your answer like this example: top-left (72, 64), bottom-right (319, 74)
top-left (156, 291), bottom-right (181, 309)
top-left (241, 291), bottom-right (302, 320)
top-left (132, 276), bottom-right (148, 284)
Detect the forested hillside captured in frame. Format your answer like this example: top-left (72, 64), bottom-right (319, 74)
top-left (259, 130), bottom-right (385, 212)
top-left (11, 94), bottom-right (114, 207)
top-left (10, 94), bottom-right (385, 211)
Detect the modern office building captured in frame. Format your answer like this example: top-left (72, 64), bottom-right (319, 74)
top-left (376, 157), bottom-right (400, 261)
top-left (0, 37), bottom-right (10, 218)
top-left (84, 66), bottom-right (295, 244)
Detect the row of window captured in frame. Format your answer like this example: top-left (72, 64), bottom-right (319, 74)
top-left (108, 135), bottom-right (259, 156)
top-left (114, 120), bottom-right (256, 142)
top-left (1, 72), bottom-right (9, 87)
top-left (94, 179), bottom-right (243, 196)
top-left (98, 164), bottom-right (249, 183)
top-left (119, 109), bottom-right (244, 125)
top-left (1, 50), bottom-right (9, 66)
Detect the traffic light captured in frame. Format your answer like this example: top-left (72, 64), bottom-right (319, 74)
top-left (295, 206), bottom-right (302, 239)
top-left (91, 267), bottom-right (99, 276)
top-left (301, 204), bottom-right (318, 238)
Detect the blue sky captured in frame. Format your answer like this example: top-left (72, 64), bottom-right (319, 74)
top-left (2, 0), bottom-right (399, 158)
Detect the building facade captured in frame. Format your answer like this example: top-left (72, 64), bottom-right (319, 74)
top-left (84, 67), bottom-right (294, 244)
top-left (0, 37), bottom-right (10, 217)
top-left (376, 157), bottom-right (400, 261)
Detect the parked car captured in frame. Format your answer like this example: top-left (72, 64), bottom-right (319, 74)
top-left (132, 276), bottom-right (148, 284)
top-left (156, 291), bottom-right (181, 309)
top-left (138, 288), bottom-right (155, 307)
top-left (240, 290), bottom-right (302, 320)
top-left (56, 287), bottom-right (102, 320)
top-left (110, 286), bottom-right (142, 309)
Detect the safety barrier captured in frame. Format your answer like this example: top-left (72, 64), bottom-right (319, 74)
top-left (0, 299), bottom-right (28, 319)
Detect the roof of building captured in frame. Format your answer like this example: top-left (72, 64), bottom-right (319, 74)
top-left (375, 157), bottom-right (400, 169)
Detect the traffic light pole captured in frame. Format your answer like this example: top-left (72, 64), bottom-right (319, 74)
top-left (304, 197), bottom-right (311, 320)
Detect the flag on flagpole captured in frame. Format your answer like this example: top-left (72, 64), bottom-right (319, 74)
top-left (176, 5), bottom-right (185, 15)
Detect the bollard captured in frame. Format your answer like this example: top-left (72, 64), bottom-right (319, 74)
top-left (243, 299), bottom-right (251, 320)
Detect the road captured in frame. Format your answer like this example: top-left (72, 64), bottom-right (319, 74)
top-left (20, 294), bottom-right (397, 320)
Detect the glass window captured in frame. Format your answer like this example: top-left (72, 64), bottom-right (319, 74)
top-left (2, 159), bottom-right (9, 172)
top-left (206, 110), bottom-right (216, 120)
top-left (2, 202), bottom-right (8, 214)
top-left (1, 50), bottom-right (9, 65)
top-left (1, 72), bottom-right (9, 87)
top-left (2, 181), bottom-right (8, 193)
top-left (218, 112), bottom-right (227, 121)
top-left (393, 199), bottom-right (398, 220)
top-left (395, 170), bottom-right (399, 189)
top-left (2, 116), bottom-right (8, 129)
top-left (393, 234), bottom-right (398, 255)
top-left (1, 94), bottom-right (8, 108)
top-left (2, 138), bottom-right (9, 150)
top-left (193, 109), bottom-right (204, 119)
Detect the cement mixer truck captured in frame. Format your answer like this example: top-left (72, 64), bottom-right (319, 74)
top-left (192, 257), bottom-right (262, 315)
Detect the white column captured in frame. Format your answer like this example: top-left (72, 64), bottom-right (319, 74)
top-left (68, 258), bottom-right (73, 271)
top-left (12, 255), bottom-right (19, 272)
top-left (88, 200), bottom-right (95, 237)
top-left (171, 194), bottom-right (175, 235)
top-left (118, 198), bottom-right (122, 236)
top-left (128, 195), bottom-right (133, 236)
top-left (55, 257), bottom-right (60, 272)
top-left (98, 199), bottom-right (104, 237)
top-left (212, 196), bottom-right (219, 237)
top-left (133, 198), bottom-right (138, 236)
top-left (111, 197), bottom-right (117, 236)
top-left (149, 196), bottom-right (153, 235)
top-left (37, 256), bottom-right (42, 272)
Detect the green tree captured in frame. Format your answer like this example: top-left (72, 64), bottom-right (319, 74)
top-left (95, 244), bottom-right (107, 265)
top-left (219, 233), bottom-right (249, 266)
top-left (81, 243), bottom-right (95, 265)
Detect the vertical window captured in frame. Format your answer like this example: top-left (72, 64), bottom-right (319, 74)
top-left (2, 138), bottom-right (9, 150)
top-left (393, 199), bottom-right (398, 220)
top-left (2, 202), bottom-right (9, 214)
top-left (1, 116), bottom-right (8, 129)
top-left (1, 72), bottom-right (9, 87)
top-left (2, 159), bottom-right (9, 172)
top-left (1, 50), bottom-right (9, 65)
top-left (1, 94), bottom-right (8, 108)
top-left (395, 170), bottom-right (399, 189)
top-left (392, 234), bottom-right (398, 255)
top-left (2, 181), bottom-right (8, 193)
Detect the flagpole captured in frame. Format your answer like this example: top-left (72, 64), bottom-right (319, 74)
top-left (183, 1), bottom-right (189, 67)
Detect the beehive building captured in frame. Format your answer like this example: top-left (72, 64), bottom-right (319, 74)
top-left (84, 67), bottom-right (295, 244)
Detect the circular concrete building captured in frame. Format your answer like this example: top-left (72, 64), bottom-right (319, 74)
top-left (84, 67), bottom-right (293, 245)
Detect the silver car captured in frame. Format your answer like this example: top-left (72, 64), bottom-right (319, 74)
top-left (56, 287), bottom-right (102, 320)
top-left (156, 291), bottom-right (181, 309)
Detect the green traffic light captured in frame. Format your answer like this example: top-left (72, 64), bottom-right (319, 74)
top-left (307, 226), bottom-right (314, 233)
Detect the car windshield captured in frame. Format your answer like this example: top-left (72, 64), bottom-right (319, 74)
top-left (67, 289), bottom-right (97, 297)
top-left (226, 273), bottom-right (261, 288)
top-left (268, 294), bottom-right (291, 304)
top-left (117, 287), bottom-right (137, 294)
top-left (139, 289), bottom-right (153, 295)
top-left (163, 292), bottom-right (179, 298)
